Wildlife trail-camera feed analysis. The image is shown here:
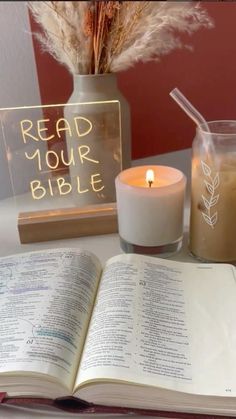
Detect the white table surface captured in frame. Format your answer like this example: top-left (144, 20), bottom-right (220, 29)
top-left (0, 150), bottom-right (193, 418)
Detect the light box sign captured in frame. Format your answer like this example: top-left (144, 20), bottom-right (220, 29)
top-left (0, 101), bottom-right (122, 212)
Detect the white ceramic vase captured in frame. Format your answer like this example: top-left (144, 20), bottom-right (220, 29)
top-left (64, 73), bottom-right (131, 207)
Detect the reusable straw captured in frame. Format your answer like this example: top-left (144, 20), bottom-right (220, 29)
top-left (170, 87), bottom-right (210, 132)
top-left (169, 87), bottom-right (215, 155)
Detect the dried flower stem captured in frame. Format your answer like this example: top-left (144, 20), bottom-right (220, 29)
top-left (105, 2), bottom-right (149, 72)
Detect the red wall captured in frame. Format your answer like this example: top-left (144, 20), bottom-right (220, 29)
top-left (30, 2), bottom-right (236, 160)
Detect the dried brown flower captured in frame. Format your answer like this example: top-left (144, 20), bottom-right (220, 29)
top-left (84, 8), bottom-right (93, 37)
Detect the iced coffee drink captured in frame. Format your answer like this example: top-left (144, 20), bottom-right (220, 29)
top-left (189, 121), bottom-right (236, 263)
top-left (190, 156), bottom-right (236, 262)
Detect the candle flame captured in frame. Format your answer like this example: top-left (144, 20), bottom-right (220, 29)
top-left (146, 169), bottom-right (154, 187)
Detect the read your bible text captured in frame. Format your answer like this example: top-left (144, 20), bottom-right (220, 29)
top-left (21, 116), bottom-right (105, 200)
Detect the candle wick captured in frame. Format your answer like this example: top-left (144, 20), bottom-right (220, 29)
top-left (148, 180), bottom-right (153, 188)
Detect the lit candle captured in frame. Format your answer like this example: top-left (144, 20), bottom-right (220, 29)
top-left (115, 166), bottom-right (186, 254)
top-left (146, 169), bottom-right (154, 188)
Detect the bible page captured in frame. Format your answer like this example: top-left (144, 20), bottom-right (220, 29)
top-left (75, 254), bottom-right (236, 397)
top-left (0, 248), bottom-right (102, 392)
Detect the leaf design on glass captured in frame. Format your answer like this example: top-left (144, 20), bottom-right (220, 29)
top-left (201, 212), bottom-right (218, 228)
top-left (210, 194), bottom-right (219, 207)
top-left (211, 212), bottom-right (218, 226)
top-left (201, 160), bottom-right (220, 229)
top-left (201, 160), bottom-right (211, 177)
top-left (213, 173), bottom-right (220, 189)
top-left (201, 212), bottom-right (212, 226)
top-left (204, 180), bottom-right (214, 194)
top-left (202, 195), bottom-right (210, 210)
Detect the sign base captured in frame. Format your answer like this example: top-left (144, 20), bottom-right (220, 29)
top-left (18, 203), bottom-right (118, 244)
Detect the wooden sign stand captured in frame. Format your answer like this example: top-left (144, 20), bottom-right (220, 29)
top-left (18, 203), bottom-right (118, 244)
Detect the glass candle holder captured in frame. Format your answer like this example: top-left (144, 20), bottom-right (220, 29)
top-left (189, 120), bottom-right (236, 262)
top-left (115, 166), bottom-right (186, 256)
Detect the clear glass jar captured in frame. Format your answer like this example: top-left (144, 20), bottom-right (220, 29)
top-left (189, 120), bottom-right (236, 262)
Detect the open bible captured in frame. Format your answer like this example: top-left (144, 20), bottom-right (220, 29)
top-left (0, 248), bottom-right (236, 417)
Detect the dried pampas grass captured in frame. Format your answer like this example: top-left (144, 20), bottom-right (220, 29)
top-left (28, 1), bottom-right (213, 74)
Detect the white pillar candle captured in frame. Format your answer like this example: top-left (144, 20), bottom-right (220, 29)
top-left (115, 166), bottom-right (186, 248)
